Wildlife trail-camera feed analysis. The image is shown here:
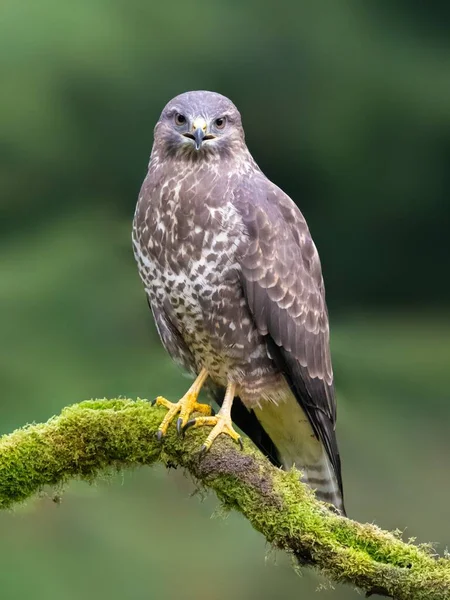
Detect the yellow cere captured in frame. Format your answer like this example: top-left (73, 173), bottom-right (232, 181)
top-left (192, 117), bottom-right (207, 132)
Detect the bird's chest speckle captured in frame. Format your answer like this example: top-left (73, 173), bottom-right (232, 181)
top-left (132, 171), bottom-right (255, 381)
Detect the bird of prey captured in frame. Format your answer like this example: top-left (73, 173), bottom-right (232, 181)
top-left (132, 91), bottom-right (345, 514)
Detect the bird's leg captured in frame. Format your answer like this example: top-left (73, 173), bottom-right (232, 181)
top-left (184, 381), bottom-right (243, 452)
top-left (153, 367), bottom-right (211, 439)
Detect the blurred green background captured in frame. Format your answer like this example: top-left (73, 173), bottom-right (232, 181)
top-left (1, 0), bottom-right (449, 598)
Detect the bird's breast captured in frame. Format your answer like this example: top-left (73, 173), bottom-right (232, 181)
top-left (134, 186), bottom-right (246, 325)
top-left (132, 171), bottom-right (274, 389)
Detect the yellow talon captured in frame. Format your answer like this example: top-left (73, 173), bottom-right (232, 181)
top-left (154, 368), bottom-right (211, 439)
top-left (184, 381), bottom-right (243, 452)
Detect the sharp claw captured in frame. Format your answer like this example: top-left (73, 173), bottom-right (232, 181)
top-left (151, 398), bottom-right (157, 407)
top-left (156, 430), bottom-right (164, 441)
top-left (238, 437), bottom-right (244, 450)
top-left (210, 406), bottom-right (216, 416)
top-left (176, 418), bottom-right (183, 435)
top-left (199, 444), bottom-right (207, 456)
top-left (184, 419), bottom-right (196, 431)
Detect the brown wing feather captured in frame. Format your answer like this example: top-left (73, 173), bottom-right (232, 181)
top-left (235, 179), bottom-right (343, 494)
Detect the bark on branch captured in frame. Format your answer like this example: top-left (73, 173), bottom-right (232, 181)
top-left (1, 399), bottom-right (449, 599)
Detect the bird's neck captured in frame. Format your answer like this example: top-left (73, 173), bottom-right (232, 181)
top-left (149, 144), bottom-right (260, 178)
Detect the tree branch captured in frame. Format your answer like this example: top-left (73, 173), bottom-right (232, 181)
top-left (1, 399), bottom-right (449, 599)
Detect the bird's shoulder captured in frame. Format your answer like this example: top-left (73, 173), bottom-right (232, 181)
top-left (233, 173), bottom-right (324, 293)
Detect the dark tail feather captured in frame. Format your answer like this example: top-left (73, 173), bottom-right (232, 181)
top-left (207, 385), bottom-right (281, 467)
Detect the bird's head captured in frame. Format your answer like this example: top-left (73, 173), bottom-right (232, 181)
top-left (153, 91), bottom-right (245, 159)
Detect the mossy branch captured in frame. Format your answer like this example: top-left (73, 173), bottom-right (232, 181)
top-left (1, 399), bottom-right (449, 599)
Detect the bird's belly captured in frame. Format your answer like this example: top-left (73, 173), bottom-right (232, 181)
top-left (155, 265), bottom-right (247, 373)
top-left (134, 227), bottom-right (285, 407)
top-left (142, 256), bottom-right (278, 398)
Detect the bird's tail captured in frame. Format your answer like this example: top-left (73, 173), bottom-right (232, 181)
top-left (253, 392), bottom-right (346, 515)
top-left (299, 449), bottom-right (345, 515)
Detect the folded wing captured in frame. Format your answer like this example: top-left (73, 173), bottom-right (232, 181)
top-left (234, 181), bottom-right (343, 497)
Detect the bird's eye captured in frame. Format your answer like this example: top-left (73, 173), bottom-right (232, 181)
top-left (175, 113), bottom-right (186, 126)
top-left (214, 117), bottom-right (226, 129)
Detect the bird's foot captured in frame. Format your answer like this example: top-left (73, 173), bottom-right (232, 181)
top-left (153, 394), bottom-right (212, 439)
top-left (184, 413), bottom-right (243, 453)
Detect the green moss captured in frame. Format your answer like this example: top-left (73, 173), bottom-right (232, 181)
top-left (0, 398), bottom-right (449, 599)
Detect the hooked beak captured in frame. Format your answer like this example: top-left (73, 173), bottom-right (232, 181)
top-left (192, 117), bottom-right (207, 150)
top-left (182, 117), bottom-right (215, 150)
top-left (193, 127), bottom-right (205, 150)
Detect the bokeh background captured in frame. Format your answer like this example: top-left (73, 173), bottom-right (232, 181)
top-left (1, 1), bottom-right (450, 598)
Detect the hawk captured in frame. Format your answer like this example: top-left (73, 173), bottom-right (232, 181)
top-left (132, 91), bottom-right (345, 514)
